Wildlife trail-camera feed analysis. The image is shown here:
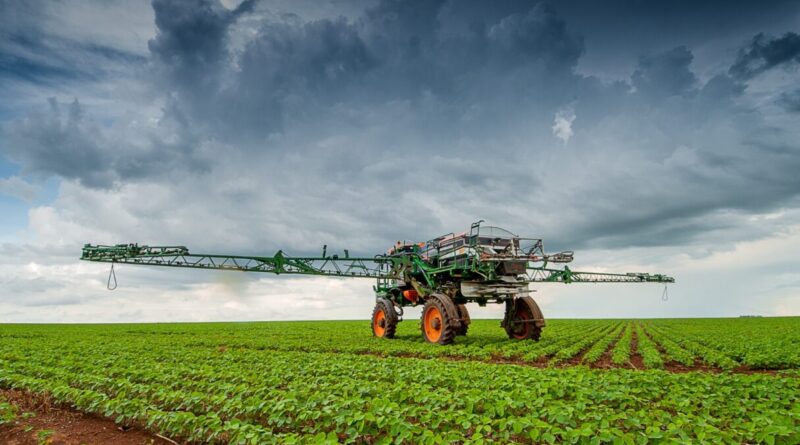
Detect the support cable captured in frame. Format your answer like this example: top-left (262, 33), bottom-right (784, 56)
top-left (107, 263), bottom-right (117, 291)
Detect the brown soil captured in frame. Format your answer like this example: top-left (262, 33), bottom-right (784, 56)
top-left (487, 352), bottom-right (550, 368)
top-left (0, 389), bottom-right (174, 445)
top-left (662, 359), bottom-right (718, 374)
top-left (732, 365), bottom-right (779, 376)
top-left (561, 345), bottom-right (591, 367)
top-left (629, 328), bottom-right (645, 370)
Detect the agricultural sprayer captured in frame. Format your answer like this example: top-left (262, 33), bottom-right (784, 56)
top-left (81, 220), bottom-right (674, 344)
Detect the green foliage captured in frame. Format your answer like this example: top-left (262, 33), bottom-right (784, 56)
top-left (0, 396), bottom-right (16, 425)
top-left (0, 318), bottom-right (798, 443)
top-left (36, 428), bottom-right (55, 445)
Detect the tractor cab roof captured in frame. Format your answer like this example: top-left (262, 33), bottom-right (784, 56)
top-left (474, 226), bottom-right (518, 239)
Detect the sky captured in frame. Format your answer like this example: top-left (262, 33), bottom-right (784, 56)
top-left (0, 0), bottom-right (799, 323)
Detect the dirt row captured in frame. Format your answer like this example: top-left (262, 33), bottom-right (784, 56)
top-left (0, 389), bottom-right (173, 445)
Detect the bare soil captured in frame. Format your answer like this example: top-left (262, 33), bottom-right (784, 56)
top-left (560, 347), bottom-right (589, 367)
top-left (490, 353), bottom-right (550, 368)
top-left (629, 328), bottom-right (645, 370)
top-left (0, 389), bottom-right (174, 445)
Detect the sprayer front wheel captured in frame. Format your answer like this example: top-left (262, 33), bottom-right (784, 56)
top-left (421, 294), bottom-right (459, 345)
top-left (372, 298), bottom-right (398, 338)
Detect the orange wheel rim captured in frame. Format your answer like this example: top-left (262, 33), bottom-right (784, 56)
top-left (424, 306), bottom-right (443, 342)
top-left (373, 309), bottom-right (386, 337)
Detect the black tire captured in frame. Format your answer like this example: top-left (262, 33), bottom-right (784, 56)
top-left (502, 296), bottom-right (545, 341)
top-left (371, 298), bottom-right (398, 338)
top-left (420, 294), bottom-right (460, 345)
top-left (456, 304), bottom-right (471, 336)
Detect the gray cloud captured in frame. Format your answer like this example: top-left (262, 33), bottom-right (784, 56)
top-left (729, 32), bottom-right (800, 80)
top-left (148, 0), bottom-right (254, 91)
top-left (632, 46), bottom-right (697, 98)
top-left (487, 3), bottom-right (584, 72)
top-left (1, 0), bottom-right (799, 253)
top-left (0, 1), bottom-right (147, 87)
top-left (0, 176), bottom-right (39, 201)
top-left (778, 89), bottom-right (800, 112)
top-left (0, 97), bottom-right (209, 188)
top-left (1, 98), bottom-right (115, 187)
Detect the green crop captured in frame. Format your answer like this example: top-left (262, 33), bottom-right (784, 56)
top-left (0, 318), bottom-right (799, 443)
top-left (611, 323), bottom-right (633, 366)
top-left (634, 323), bottom-right (664, 369)
top-left (0, 394), bottom-right (16, 425)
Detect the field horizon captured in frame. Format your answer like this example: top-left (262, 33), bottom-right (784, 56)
top-left (2, 314), bottom-right (791, 325)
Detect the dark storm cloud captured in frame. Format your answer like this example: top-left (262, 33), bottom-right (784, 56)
top-left (487, 3), bottom-right (584, 71)
top-left (729, 32), bottom-right (800, 80)
top-left (148, 0), bottom-right (375, 138)
top-left (553, 0), bottom-right (800, 79)
top-left (148, 0), bottom-right (255, 90)
top-left (3, 0), bottom-right (591, 157)
top-left (224, 16), bottom-right (375, 137)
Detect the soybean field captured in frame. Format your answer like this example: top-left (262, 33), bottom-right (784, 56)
top-left (1, 318), bottom-right (799, 444)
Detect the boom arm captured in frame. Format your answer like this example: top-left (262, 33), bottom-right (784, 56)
top-left (526, 265), bottom-right (674, 283)
top-left (81, 244), bottom-right (674, 284)
top-left (80, 244), bottom-right (386, 278)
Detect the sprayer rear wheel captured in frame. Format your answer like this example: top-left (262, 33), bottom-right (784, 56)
top-left (456, 304), bottom-right (471, 336)
top-left (503, 296), bottom-right (545, 341)
top-left (372, 298), bottom-right (398, 338)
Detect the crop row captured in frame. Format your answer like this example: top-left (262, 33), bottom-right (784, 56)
top-left (634, 324), bottom-right (664, 369)
top-left (644, 324), bottom-right (695, 366)
top-left (610, 323), bottom-right (633, 366)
